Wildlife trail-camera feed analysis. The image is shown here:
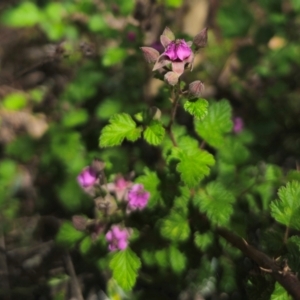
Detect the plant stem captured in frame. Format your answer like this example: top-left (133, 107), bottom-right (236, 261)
top-left (166, 84), bottom-right (180, 147)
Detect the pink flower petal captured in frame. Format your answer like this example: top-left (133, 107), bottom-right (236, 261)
top-left (176, 41), bottom-right (192, 61)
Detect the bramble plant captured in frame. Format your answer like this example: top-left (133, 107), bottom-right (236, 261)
top-left (1, 1), bottom-right (300, 299)
top-left (54, 27), bottom-right (300, 299)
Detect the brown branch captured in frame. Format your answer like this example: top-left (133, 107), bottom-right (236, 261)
top-left (216, 227), bottom-right (300, 299)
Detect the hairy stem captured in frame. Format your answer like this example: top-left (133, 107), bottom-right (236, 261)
top-left (166, 84), bottom-right (181, 147)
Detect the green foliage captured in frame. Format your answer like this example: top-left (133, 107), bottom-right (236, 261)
top-left (194, 232), bottom-right (214, 251)
top-left (135, 168), bottom-right (162, 208)
top-left (80, 236), bottom-right (92, 255)
top-left (109, 248), bottom-right (141, 291)
top-left (96, 97), bottom-right (122, 120)
top-left (99, 113), bottom-right (142, 147)
top-left (2, 93), bottom-right (27, 110)
top-left (286, 236), bottom-right (300, 274)
top-left (194, 182), bottom-right (235, 226)
top-left (270, 282), bottom-right (292, 300)
top-left (171, 148), bottom-right (215, 187)
top-left (163, 0), bottom-right (183, 8)
top-left (183, 98), bottom-right (208, 120)
top-left (270, 181), bottom-right (300, 230)
top-left (56, 222), bottom-right (85, 248)
top-left (168, 246), bottom-right (187, 274)
top-left (88, 15), bottom-right (107, 32)
top-left (195, 100), bottom-right (233, 148)
top-left (143, 246), bottom-right (186, 273)
top-left (143, 120), bottom-right (165, 145)
top-left (102, 47), bottom-right (127, 67)
top-left (217, 0), bottom-right (253, 37)
top-left (160, 212), bottom-right (190, 242)
top-left (62, 109), bottom-right (88, 128)
top-left (1, 2), bottom-right (41, 27)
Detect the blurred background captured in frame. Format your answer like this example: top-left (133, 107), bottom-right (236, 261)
top-left (0, 0), bottom-right (300, 299)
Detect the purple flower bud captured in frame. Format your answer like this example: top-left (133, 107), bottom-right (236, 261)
top-left (164, 71), bottom-right (179, 86)
top-left (140, 46), bottom-right (160, 63)
top-left (77, 166), bottom-right (98, 188)
top-left (189, 80), bottom-right (204, 98)
top-left (127, 184), bottom-right (150, 211)
top-left (193, 28), bottom-right (208, 49)
top-left (72, 215), bottom-right (87, 231)
top-left (127, 31), bottom-right (136, 42)
top-left (233, 117), bottom-right (244, 134)
top-left (164, 40), bottom-right (192, 61)
top-left (105, 225), bottom-right (129, 251)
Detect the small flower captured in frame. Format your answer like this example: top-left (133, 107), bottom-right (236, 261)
top-left (164, 40), bottom-right (192, 61)
top-left (127, 184), bottom-right (150, 211)
top-left (233, 117), bottom-right (244, 134)
top-left (106, 175), bottom-right (133, 201)
top-left (140, 27), bottom-right (194, 77)
top-left (105, 225), bottom-right (129, 251)
top-left (77, 166), bottom-right (98, 188)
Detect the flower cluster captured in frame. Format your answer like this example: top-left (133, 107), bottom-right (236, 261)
top-left (140, 27), bottom-right (207, 86)
top-left (105, 225), bottom-right (130, 251)
top-left (75, 160), bottom-right (150, 252)
top-left (77, 166), bottom-right (98, 188)
top-left (127, 184), bottom-right (150, 211)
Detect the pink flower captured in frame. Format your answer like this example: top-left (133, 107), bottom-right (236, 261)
top-left (105, 225), bottom-right (129, 251)
top-left (106, 175), bottom-right (133, 201)
top-left (77, 166), bottom-right (98, 188)
top-left (164, 40), bottom-right (192, 61)
top-left (233, 117), bottom-right (244, 134)
top-left (140, 27), bottom-right (194, 78)
top-left (127, 184), bottom-right (150, 211)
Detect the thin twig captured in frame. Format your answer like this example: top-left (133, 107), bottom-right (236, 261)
top-left (0, 223), bottom-right (10, 300)
top-left (64, 252), bottom-right (84, 300)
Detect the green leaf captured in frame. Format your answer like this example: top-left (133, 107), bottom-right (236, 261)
top-left (168, 246), bottom-right (187, 274)
top-left (56, 222), bottom-right (85, 248)
top-left (1, 2), bottom-right (41, 27)
top-left (183, 98), bottom-right (208, 120)
top-left (174, 148), bottom-right (215, 187)
top-left (109, 248), bottom-right (141, 291)
top-left (88, 15), bottom-right (107, 32)
top-left (99, 113), bottom-right (142, 147)
top-left (2, 93), bottom-right (27, 110)
top-left (135, 168), bottom-right (162, 208)
top-left (80, 236), bottom-right (92, 255)
top-left (271, 282), bottom-right (292, 300)
top-left (102, 47), bottom-right (127, 67)
top-left (57, 180), bottom-right (83, 213)
top-left (194, 232), bottom-right (214, 251)
top-left (154, 249), bottom-right (168, 268)
top-left (96, 97), bottom-right (122, 120)
top-left (165, 0), bottom-right (183, 8)
top-left (195, 100), bottom-right (233, 148)
top-left (141, 250), bottom-right (156, 267)
top-left (62, 109), bottom-right (88, 128)
top-left (143, 120), bottom-right (165, 145)
top-left (270, 181), bottom-right (300, 230)
top-left (286, 236), bottom-right (300, 274)
top-left (218, 137), bottom-right (249, 165)
top-left (160, 212), bottom-right (190, 242)
top-left (194, 182), bottom-right (235, 226)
